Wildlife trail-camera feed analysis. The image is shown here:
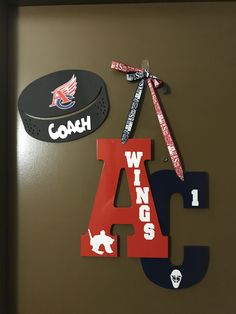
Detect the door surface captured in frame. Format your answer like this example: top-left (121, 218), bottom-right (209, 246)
top-left (9, 2), bottom-right (236, 314)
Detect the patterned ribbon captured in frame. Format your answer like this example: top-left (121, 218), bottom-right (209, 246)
top-left (111, 60), bottom-right (184, 181)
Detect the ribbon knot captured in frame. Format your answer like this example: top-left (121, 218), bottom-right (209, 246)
top-left (111, 60), bottom-right (184, 181)
top-left (126, 69), bottom-right (160, 83)
top-left (126, 70), bottom-right (168, 93)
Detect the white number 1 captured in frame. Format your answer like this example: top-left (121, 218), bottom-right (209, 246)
top-left (191, 189), bottom-right (199, 206)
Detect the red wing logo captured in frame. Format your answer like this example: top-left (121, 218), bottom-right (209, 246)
top-left (50, 75), bottom-right (77, 110)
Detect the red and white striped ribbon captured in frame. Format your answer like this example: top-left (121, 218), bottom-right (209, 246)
top-left (111, 60), bottom-right (184, 181)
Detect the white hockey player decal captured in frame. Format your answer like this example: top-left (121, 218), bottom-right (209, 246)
top-left (88, 229), bottom-right (114, 255)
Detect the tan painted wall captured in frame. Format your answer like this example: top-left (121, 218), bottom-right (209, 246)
top-left (8, 2), bottom-right (236, 313)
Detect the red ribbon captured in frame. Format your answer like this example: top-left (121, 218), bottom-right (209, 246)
top-left (111, 60), bottom-right (184, 181)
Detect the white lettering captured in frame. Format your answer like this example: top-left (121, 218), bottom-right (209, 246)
top-left (191, 189), bottom-right (199, 206)
top-left (144, 223), bottom-right (155, 240)
top-left (139, 205), bottom-right (150, 222)
top-left (76, 120), bottom-right (84, 133)
top-left (67, 120), bottom-right (76, 135)
top-left (136, 187), bottom-right (149, 204)
top-left (48, 123), bottom-right (59, 140)
top-left (124, 149), bottom-right (156, 241)
top-left (75, 120), bottom-right (82, 133)
top-left (134, 169), bottom-right (141, 186)
top-left (58, 125), bottom-right (68, 139)
top-left (48, 115), bottom-right (91, 140)
top-left (76, 116), bottom-right (91, 133)
top-left (81, 116), bottom-right (91, 130)
top-left (124, 151), bottom-right (143, 168)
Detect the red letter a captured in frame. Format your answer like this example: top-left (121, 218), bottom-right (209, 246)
top-left (81, 139), bottom-right (168, 258)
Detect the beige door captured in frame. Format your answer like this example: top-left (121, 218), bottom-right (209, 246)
top-left (8, 2), bottom-right (236, 314)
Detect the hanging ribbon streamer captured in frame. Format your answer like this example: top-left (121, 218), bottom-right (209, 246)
top-left (111, 60), bottom-right (184, 181)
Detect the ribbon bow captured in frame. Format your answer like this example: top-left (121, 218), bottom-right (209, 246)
top-left (111, 60), bottom-right (184, 181)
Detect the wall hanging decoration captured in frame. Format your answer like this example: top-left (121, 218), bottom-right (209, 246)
top-left (81, 60), bottom-right (209, 289)
top-left (81, 138), bottom-right (209, 289)
top-left (18, 70), bottom-right (109, 142)
top-left (111, 60), bottom-right (184, 181)
top-left (81, 139), bottom-right (168, 258)
top-left (17, 61), bottom-right (209, 289)
top-left (142, 170), bottom-right (209, 289)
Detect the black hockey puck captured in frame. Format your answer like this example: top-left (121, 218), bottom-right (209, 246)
top-left (18, 70), bottom-right (109, 143)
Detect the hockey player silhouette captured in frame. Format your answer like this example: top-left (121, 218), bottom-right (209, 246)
top-left (88, 229), bottom-right (114, 255)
